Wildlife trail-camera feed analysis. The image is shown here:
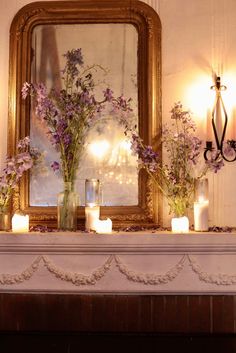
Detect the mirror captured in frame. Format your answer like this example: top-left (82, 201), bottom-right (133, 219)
top-left (8, 0), bottom-right (161, 227)
top-left (30, 23), bottom-right (138, 207)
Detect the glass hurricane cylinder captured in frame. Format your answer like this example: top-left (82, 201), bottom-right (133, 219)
top-left (85, 179), bottom-right (100, 206)
top-left (194, 178), bottom-right (209, 231)
top-left (57, 182), bottom-right (78, 231)
top-left (85, 179), bottom-right (100, 231)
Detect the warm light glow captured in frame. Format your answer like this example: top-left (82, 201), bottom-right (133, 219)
top-left (86, 202), bottom-right (96, 208)
top-left (183, 73), bottom-right (236, 141)
top-left (89, 140), bottom-right (110, 159)
top-left (108, 139), bottom-right (133, 166)
top-left (220, 73), bottom-right (236, 113)
top-left (185, 73), bottom-right (236, 118)
top-left (184, 75), bottom-right (214, 117)
top-left (198, 196), bottom-right (206, 203)
top-left (95, 218), bottom-right (112, 234)
top-left (119, 140), bottom-right (132, 152)
top-left (171, 216), bottom-right (189, 233)
top-left (12, 213), bottom-right (29, 233)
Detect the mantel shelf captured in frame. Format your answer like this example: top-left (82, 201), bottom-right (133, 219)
top-left (0, 231), bottom-right (236, 295)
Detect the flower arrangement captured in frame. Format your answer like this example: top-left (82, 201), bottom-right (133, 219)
top-left (0, 136), bottom-right (40, 213)
top-left (22, 48), bottom-right (130, 188)
top-left (22, 48), bottom-right (132, 230)
top-left (123, 102), bottom-right (223, 218)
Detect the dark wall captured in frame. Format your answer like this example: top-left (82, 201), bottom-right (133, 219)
top-left (0, 294), bottom-right (234, 333)
top-left (1, 294), bottom-right (236, 353)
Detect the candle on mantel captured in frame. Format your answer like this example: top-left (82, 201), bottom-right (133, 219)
top-left (171, 216), bottom-right (189, 233)
top-left (95, 218), bottom-right (112, 234)
top-left (12, 213), bottom-right (29, 233)
top-left (194, 198), bottom-right (209, 232)
top-left (85, 204), bottom-right (100, 231)
top-left (194, 178), bottom-right (209, 232)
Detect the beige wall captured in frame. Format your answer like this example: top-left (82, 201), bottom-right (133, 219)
top-left (1, 0), bottom-right (236, 226)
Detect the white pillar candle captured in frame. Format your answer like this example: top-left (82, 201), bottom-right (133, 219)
top-left (171, 216), bottom-right (189, 233)
top-left (85, 205), bottom-right (100, 231)
top-left (12, 213), bottom-right (29, 233)
top-left (94, 218), bottom-right (112, 234)
top-left (194, 200), bottom-right (209, 231)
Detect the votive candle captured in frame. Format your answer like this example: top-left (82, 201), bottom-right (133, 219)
top-left (94, 218), bottom-right (112, 234)
top-left (85, 205), bottom-right (100, 231)
top-left (171, 216), bottom-right (189, 233)
top-left (12, 213), bottom-right (29, 233)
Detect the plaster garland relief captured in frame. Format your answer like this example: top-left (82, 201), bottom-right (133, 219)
top-left (0, 254), bottom-right (236, 287)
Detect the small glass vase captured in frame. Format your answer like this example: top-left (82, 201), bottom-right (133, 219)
top-left (0, 209), bottom-right (11, 231)
top-left (57, 182), bottom-right (78, 231)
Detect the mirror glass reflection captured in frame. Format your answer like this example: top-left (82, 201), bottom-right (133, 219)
top-left (30, 23), bottom-right (138, 206)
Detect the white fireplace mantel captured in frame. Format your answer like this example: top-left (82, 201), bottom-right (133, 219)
top-left (1, 231), bottom-right (236, 295)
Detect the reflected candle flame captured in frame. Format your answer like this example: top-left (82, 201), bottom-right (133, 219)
top-left (89, 140), bottom-right (110, 159)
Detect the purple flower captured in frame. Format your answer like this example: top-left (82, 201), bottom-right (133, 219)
top-left (205, 152), bottom-right (224, 173)
top-left (80, 91), bottom-right (91, 105)
top-left (64, 48), bottom-right (83, 66)
top-left (103, 88), bottom-right (114, 102)
top-left (21, 82), bottom-right (32, 99)
top-left (51, 161), bottom-right (60, 172)
top-left (129, 133), bottom-right (159, 172)
top-left (63, 133), bottom-right (72, 147)
top-left (62, 48), bottom-right (84, 81)
top-left (31, 83), bottom-right (59, 121)
top-left (0, 137), bottom-right (40, 210)
top-left (140, 146), bottom-right (159, 172)
top-left (17, 136), bottom-right (30, 149)
top-left (224, 142), bottom-right (236, 159)
top-left (51, 133), bottom-right (60, 145)
top-left (57, 119), bottom-right (68, 136)
top-left (21, 48), bottom-right (134, 185)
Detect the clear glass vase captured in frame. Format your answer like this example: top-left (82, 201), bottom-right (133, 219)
top-left (0, 209), bottom-right (10, 231)
top-left (57, 182), bottom-right (78, 231)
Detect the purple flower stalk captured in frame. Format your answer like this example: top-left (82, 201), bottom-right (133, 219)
top-left (120, 101), bottom-right (225, 217)
top-left (22, 48), bottom-right (133, 185)
top-left (0, 137), bottom-right (40, 211)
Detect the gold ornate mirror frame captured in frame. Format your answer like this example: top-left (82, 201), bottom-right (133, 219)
top-left (8, 0), bottom-right (161, 228)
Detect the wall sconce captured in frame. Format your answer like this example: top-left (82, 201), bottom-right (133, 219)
top-left (204, 76), bottom-right (236, 162)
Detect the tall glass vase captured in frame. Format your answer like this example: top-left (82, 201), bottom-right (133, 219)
top-left (0, 209), bottom-right (10, 231)
top-left (57, 182), bottom-right (78, 231)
